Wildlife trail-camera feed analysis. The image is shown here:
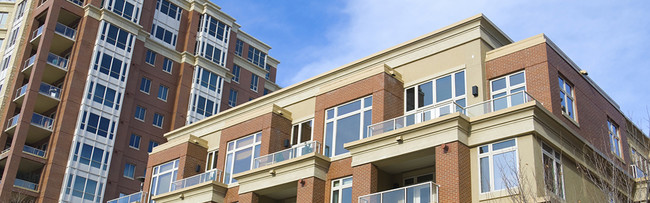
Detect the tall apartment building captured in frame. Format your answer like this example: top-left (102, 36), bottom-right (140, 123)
top-left (0, 0), bottom-right (281, 201)
top-left (0, 0), bottom-right (31, 121)
top-left (133, 14), bottom-right (650, 203)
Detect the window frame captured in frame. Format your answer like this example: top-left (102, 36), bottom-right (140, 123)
top-left (157, 85), bottom-right (169, 101)
top-left (608, 119), bottom-right (623, 158)
top-left (162, 57), bottom-right (173, 73)
top-left (150, 159), bottom-right (179, 196)
top-left (489, 71), bottom-right (527, 111)
top-left (478, 138), bottom-right (519, 194)
top-left (250, 74), bottom-right (259, 92)
top-left (232, 65), bottom-right (241, 83)
top-left (224, 132), bottom-right (262, 184)
top-left (134, 106), bottom-right (146, 121)
top-left (123, 163), bottom-right (136, 179)
top-left (129, 134), bottom-right (141, 149)
top-left (206, 150), bottom-right (218, 170)
top-left (228, 89), bottom-right (238, 107)
top-left (145, 49), bottom-right (156, 66)
top-left (558, 75), bottom-right (577, 120)
top-left (291, 119), bottom-right (314, 145)
top-left (542, 142), bottom-right (565, 199)
top-left (323, 96), bottom-right (373, 157)
top-left (330, 176), bottom-right (353, 203)
top-left (140, 77), bottom-right (151, 94)
top-left (404, 70), bottom-right (466, 113)
top-left (153, 113), bottom-right (164, 128)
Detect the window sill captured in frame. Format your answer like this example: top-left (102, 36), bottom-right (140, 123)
top-left (129, 146), bottom-right (140, 150)
top-left (140, 90), bottom-right (150, 95)
top-left (329, 153), bottom-right (351, 162)
top-left (153, 125), bottom-right (163, 129)
top-left (561, 112), bottom-right (579, 127)
top-left (135, 118), bottom-right (145, 122)
top-left (145, 62), bottom-right (155, 67)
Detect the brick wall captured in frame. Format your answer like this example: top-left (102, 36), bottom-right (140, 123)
top-left (435, 141), bottom-right (471, 203)
top-left (296, 177), bottom-right (326, 203)
top-left (142, 141), bottom-right (208, 195)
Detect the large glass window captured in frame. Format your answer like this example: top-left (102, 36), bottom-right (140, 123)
top-left (105, 0), bottom-right (139, 23)
top-left (195, 67), bottom-right (223, 92)
top-left (155, 0), bottom-right (181, 20)
top-left (331, 176), bottom-right (353, 203)
top-left (490, 71), bottom-right (526, 111)
top-left (250, 74), bottom-right (259, 92)
top-left (324, 96), bottom-right (372, 157)
top-left (558, 76), bottom-right (576, 120)
top-left (291, 119), bottom-right (313, 145)
top-left (198, 41), bottom-right (225, 65)
top-left (542, 142), bottom-right (564, 199)
top-left (200, 14), bottom-right (230, 42)
top-left (72, 142), bottom-right (109, 170)
top-left (478, 139), bottom-right (518, 193)
top-left (0, 12), bottom-right (8, 29)
top-left (608, 120), bottom-right (622, 158)
top-left (151, 24), bottom-right (177, 47)
top-left (87, 82), bottom-right (120, 110)
top-left (99, 22), bottom-right (134, 52)
top-left (79, 111), bottom-right (115, 140)
top-left (247, 46), bottom-right (266, 68)
top-left (191, 95), bottom-right (217, 117)
top-left (150, 159), bottom-right (179, 196)
top-left (224, 132), bottom-right (262, 184)
top-left (93, 52), bottom-right (127, 81)
top-left (405, 71), bottom-right (465, 112)
top-left (67, 175), bottom-right (100, 201)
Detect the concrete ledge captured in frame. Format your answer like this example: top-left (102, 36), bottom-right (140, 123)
top-left (151, 181), bottom-right (228, 203)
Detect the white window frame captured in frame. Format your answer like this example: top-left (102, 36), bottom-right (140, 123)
top-left (224, 132), bottom-right (262, 184)
top-left (404, 70), bottom-right (466, 113)
top-left (558, 75), bottom-right (576, 120)
top-left (129, 134), bottom-right (141, 149)
top-left (123, 163), bottom-right (136, 179)
top-left (490, 71), bottom-right (526, 111)
top-left (250, 74), bottom-right (259, 92)
top-left (150, 159), bottom-right (179, 196)
top-left (478, 139), bottom-right (519, 194)
top-left (324, 96), bottom-right (372, 157)
top-left (608, 120), bottom-right (623, 158)
top-left (291, 119), bottom-right (314, 145)
top-left (157, 85), bottom-right (169, 101)
top-left (331, 176), bottom-right (353, 203)
top-left (206, 150), bottom-right (218, 170)
top-left (542, 142), bottom-right (565, 199)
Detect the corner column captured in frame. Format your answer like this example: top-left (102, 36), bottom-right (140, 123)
top-left (239, 192), bottom-right (259, 203)
top-left (352, 163), bottom-right (378, 202)
top-left (297, 177), bottom-right (326, 203)
top-left (435, 141), bottom-right (471, 203)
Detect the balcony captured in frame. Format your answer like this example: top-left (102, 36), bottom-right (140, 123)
top-left (107, 191), bottom-right (146, 203)
top-left (30, 25), bottom-right (44, 46)
top-left (14, 178), bottom-right (38, 191)
top-left (367, 101), bottom-right (464, 137)
top-left (465, 90), bottom-right (534, 117)
top-left (254, 141), bottom-right (322, 168)
top-left (171, 169), bottom-right (224, 192)
top-left (23, 55), bottom-right (36, 71)
top-left (5, 114), bottom-right (20, 134)
top-left (54, 23), bottom-right (76, 40)
top-left (51, 23), bottom-right (76, 53)
top-left (14, 83), bottom-right (62, 113)
top-left (152, 169), bottom-right (228, 203)
top-left (359, 182), bottom-right (439, 203)
top-left (22, 145), bottom-right (46, 158)
top-left (22, 53), bottom-right (69, 84)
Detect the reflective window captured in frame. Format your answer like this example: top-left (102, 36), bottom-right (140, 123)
top-left (631, 148), bottom-right (649, 179)
top-left (194, 67), bottom-right (223, 92)
top-left (151, 24), bottom-right (177, 47)
top-left (155, 0), bottom-right (181, 20)
top-left (608, 120), bottom-right (622, 158)
top-left (123, 163), bottom-right (136, 179)
top-left (324, 96), bottom-right (372, 157)
top-left (331, 176), bottom-right (353, 203)
top-left (224, 132), bottom-right (262, 184)
top-left (232, 65), bottom-right (241, 82)
top-left (200, 14), bottom-right (230, 42)
top-left (153, 113), bottom-right (164, 128)
top-left (162, 57), bottom-right (173, 73)
top-left (148, 141), bottom-right (159, 153)
top-left (139, 77), bottom-right (151, 93)
top-left (93, 52), bottom-right (127, 81)
top-left (247, 46), bottom-right (266, 68)
top-left (157, 85), bottom-right (169, 101)
top-left (99, 22), bottom-right (134, 52)
top-left (478, 139), bottom-right (517, 193)
top-left (0, 13), bottom-right (8, 29)
top-left (150, 160), bottom-right (179, 196)
top-left (105, 0), bottom-right (139, 23)
top-left (228, 89), bottom-right (237, 107)
top-left (145, 49), bottom-right (156, 65)
top-left (66, 175), bottom-right (101, 201)
top-left (250, 74), bottom-right (259, 92)
top-left (79, 111), bottom-right (115, 140)
top-left (129, 134), bottom-right (141, 149)
top-left (235, 39), bottom-right (244, 56)
top-left (490, 71), bottom-right (526, 111)
top-left (206, 150), bottom-right (218, 170)
top-left (542, 142), bottom-right (564, 198)
top-left (198, 41), bottom-right (225, 65)
top-left (558, 76), bottom-right (576, 120)
top-left (405, 71), bottom-right (465, 112)
top-left (87, 82), bottom-right (120, 110)
top-left (72, 142), bottom-right (109, 170)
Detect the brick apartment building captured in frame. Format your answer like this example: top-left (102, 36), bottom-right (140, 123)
top-left (0, 0), bottom-right (280, 201)
top-left (128, 15), bottom-right (649, 203)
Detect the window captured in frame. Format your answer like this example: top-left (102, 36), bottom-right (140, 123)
top-left (265, 64), bottom-right (271, 80)
top-left (478, 139), bottom-right (518, 193)
top-left (404, 173), bottom-right (434, 186)
top-left (608, 120), bottom-right (622, 158)
top-left (247, 46), bottom-right (266, 68)
top-left (490, 71), bottom-right (526, 111)
top-left (542, 142), bottom-right (564, 198)
top-left (153, 113), bottom-right (164, 128)
top-left (631, 148), bottom-right (649, 179)
top-left (324, 96), bottom-right (372, 157)
top-left (123, 163), bottom-right (136, 179)
top-left (155, 0), bottom-right (181, 20)
top-left (250, 74), bottom-right (259, 92)
top-left (72, 142), bottom-right (109, 170)
top-left (93, 52), bottom-right (127, 81)
top-left (162, 57), bottom-right (173, 73)
top-left (148, 141), bottom-right (159, 153)
top-left (558, 76), bottom-right (576, 119)
top-left (14, 1), bottom-right (26, 20)
top-left (200, 14), bottom-right (230, 42)
top-left (129, 134), bottom-right (141, 149)
top-left (0, 12), bottom-right (8, 29)
top-left (8, 28), bottom-right (19, 47)
top-left (80, 111), bottom-right (116, 140)
top-left (150, 160), bottom-right (179, 197)
top-left (291, 120), bottom-right (313, 145)
top-left (67, 175), bottom-right (100, 201)
top-left (99, 22), bottom-right (134, 52)
top-left (232, 65), bottom-right (241, 82)
top-left (2, 55), bottom-right (11, 71)
top-left (145, 50), bottom-right (156, 65)
top-left (140, 77), bottom-right (151, 93)
top-left (195, 67), bottom-right (223, 92)
top-left (405, 70), bottom-right (466, 112)
top-left (134, 106), bottom-right (146, 121)
top-left (206, 150), bottom-right (218, 170)
top-left (235, 39), bottom-right (243, 56)
top-left (198, 41), bottom-right (225, 65)
top-left (157, 85), bottom-right (169, 101)
top-left (263, 89), bottom-right (270, 95)
top-left (105, 0), bottom-right (139, 23)
top-left (191, 95), bottom-right (216, 117)
top-left (151, 24), bottom-right (177, 46)
top-left (224, 132), bottom-right (262, 184)
top-left (331, 176), bottom-right (353, 203)
top-left (87, 82), bottom-right (121, 110)
top-left (228, 89), bottom-right (237, 107)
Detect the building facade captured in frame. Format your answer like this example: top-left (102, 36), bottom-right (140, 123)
top-left (136, 14), bottom-right (650, 203)
top-left (0, 0), bottom-right (280, 201)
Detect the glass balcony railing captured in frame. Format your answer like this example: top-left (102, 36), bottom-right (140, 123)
top-left (39, 82), bottom-right (62, 100)
top-left (6, 114), bottom-right (20, 129)
top-left (367, 101), bottom-right (464, 137)
top-left (31, 25), bottom-right (44, 40)
top-left (54, 23), bottom-right (76, 39)
top-left (15, 84), bottom-right (28, 99)
top-left (170, 169), bottom-right (223, 192)
top-left (465, 90), bottom-right (534, 117)
top-left (14, 178), bottom-right (38, 191)
top-left (254, 141), bottom-right (322, 169)
top-left (24, 55), bottom-right (36, 70)
top-left (67, 0), bottom-right (83, 6)
top-left (46, 53), bottom-right (69, 71)
top-left (359, 182), bottom-right (439, 203)
top-left (1, 148), bottom-right (10, 155)
top-left (107, 191), bottom-right (147, 203)
top-left (22, 145), bottom-right (46, 158)
top-left (31, 113), bottom-right (54, 131)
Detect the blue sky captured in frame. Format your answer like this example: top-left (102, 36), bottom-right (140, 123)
top-left (217, 0), bottom-right (650, 133)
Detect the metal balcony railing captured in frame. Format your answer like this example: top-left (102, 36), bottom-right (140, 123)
top-left (31, 113), bottom-right (54, 131)
top-left (367, 101), bottom-right (465, 137)
top-left (6, 114), bottom-right (20, 129)
top-left (39, 82), bottom-right (61, 100)
top-left (22, 145), bottom-right (46, 158)
top-left (1, 148), bottom-right (10, 155)
top-left (170, 169), bottom-right (223, 192)
top-left (46, 53), bottom-right (69, 71)
top-left (14, 178), bottom-right (38, 191)
top-left (54, 23), bottom-right (76, 39)
top-left (24, 55), bottom-right (36, 70)
top-left (15, 84), bottom-right (27, 99)
top-left (31, 25), bottom-right (44, 40)
top-left (464, 90), bottom-right (534, 117)
top-left (359, 182), bottom-right (439, 203)
top-left (253, 141), bottom-right (322, 169)
top-left (107, 191), bottom-right (147, 203)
